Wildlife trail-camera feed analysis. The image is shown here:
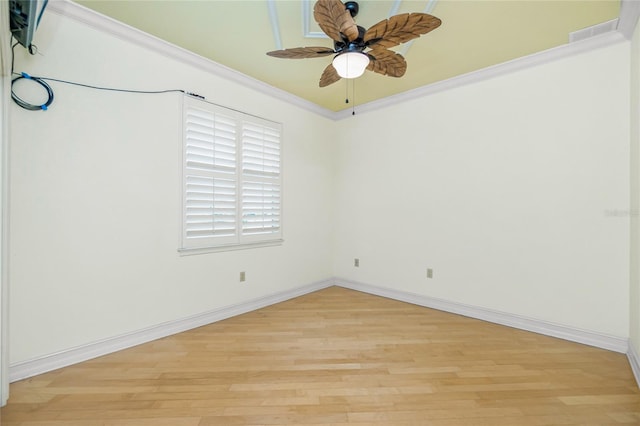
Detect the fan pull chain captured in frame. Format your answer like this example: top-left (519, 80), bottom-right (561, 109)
top-left (351, 80), bottom-right (356, 115)
top-left (343, 79), bottom-right (356, 115)
top-left (345, 79), bottom-right (349, 104)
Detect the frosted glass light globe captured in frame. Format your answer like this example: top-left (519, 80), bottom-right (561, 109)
top-left (332, 52), bottom-right (370, 79)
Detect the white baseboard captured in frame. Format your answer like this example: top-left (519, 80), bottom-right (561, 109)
top-left (629, 344), bottom-right (640, 388)
top-left (9, 277), bottom-right (633, 383)
top-left (335, 278), bottom-right (629, 354)
top-left (9, 278), bottom-right (333, 382)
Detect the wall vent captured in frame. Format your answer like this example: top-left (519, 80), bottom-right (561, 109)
top-left (569, 19), bottom-right (619, 43)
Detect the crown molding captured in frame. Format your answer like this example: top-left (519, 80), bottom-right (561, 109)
top-left (49, 0), bottom-right (633, 122)
top-left (46, 0), bottom-right (336, 120)
top-left (335, 30), bottom-right (626, 119)
top-left (618, 0), bottom-right (640, 40)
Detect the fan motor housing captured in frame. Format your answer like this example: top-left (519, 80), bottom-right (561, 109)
top-left (334, 25), bottom-right (367, 54)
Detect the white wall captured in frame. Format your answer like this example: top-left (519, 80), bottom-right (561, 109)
top-left (333, 42), bottom-right (631, 338)
top-left (8, 12), bottom-right (336, 364)
top-left (6, 3), bottom-right (635, 376)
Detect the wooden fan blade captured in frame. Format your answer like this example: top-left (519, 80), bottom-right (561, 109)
top-left (267, 47), bottom-right (336, 59)
top-left (366, 49), bottom-right (407, 78)
top-left (319, 63), bottom-right (341, 87)
top-left (313, 0), bottom-right (359, 42)
top-left (364, 13), bottom-right (441, 49)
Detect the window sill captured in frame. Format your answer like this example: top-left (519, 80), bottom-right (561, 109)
top-left (178, 239), bottom-right (284, 256)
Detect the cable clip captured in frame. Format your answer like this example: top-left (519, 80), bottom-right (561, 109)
top-left (186, 92), bottom-right (205, 100)
top-left (21, 72), bottom-right (32, 79)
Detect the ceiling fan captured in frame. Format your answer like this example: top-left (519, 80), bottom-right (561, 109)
top-left (266, 0), bottom-right (442, 87)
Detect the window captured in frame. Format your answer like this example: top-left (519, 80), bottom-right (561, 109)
top-left (180, 95), bottom-right (282, 252)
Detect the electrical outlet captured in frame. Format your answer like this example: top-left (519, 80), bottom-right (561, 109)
top-left (427, 268), bottom-right (433, 279)
top-left (240, 271), bottom-right (246, 282)
top-left (354, 258), bottom-right (360, 267)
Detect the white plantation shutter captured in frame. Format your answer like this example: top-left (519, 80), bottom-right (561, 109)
top-left (185, 176), bottom-right (236, 238)
top-left (242, 181), bottom-right (281, 236)
top-left (183, 102), bottom-right (238, 247)
top-left (181, 96), bottom-right (282, 251)
top-left (185, 108), bottom-right (236, 174)
top-left (242, 121), bottom-right (281, 178)
top-left (241, 120), bottom-right (281, 240)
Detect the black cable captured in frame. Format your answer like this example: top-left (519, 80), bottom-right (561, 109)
top-left (11, 41), bottom-right (18, 75)
top-left (11, 38), bottom-right (52, 110)
top-left (10, 71), bottom-right (199, 111)
top-left (10, 36), bottom-right (201, 111)
top-left (24, 74), bottom-right (187, 96)
top-left (11, 73), bottom-right (54, 111)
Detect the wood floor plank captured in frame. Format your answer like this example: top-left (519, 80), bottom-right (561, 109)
top-left (1, 286), bottom-right (639, 425)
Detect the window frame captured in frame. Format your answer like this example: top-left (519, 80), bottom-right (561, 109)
top-left (179, 95), bottom-right (283, 254)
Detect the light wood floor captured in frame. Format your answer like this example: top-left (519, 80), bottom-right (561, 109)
top-left (2, 286), bottom-right (639, 425)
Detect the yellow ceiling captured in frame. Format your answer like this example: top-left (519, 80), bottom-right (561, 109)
top-left (75, 0), bottom-right (620, 112)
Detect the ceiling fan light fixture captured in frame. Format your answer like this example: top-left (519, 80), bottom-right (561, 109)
top-left (332, 52), bottom-right (369, 79)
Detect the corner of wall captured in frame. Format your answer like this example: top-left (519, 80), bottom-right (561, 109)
top-left (0, 0), bottom-right (11, 408)
top-left (629, 11), bottom-right (640, 385)
top-left (619, 0), bottom-right (640, 40)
